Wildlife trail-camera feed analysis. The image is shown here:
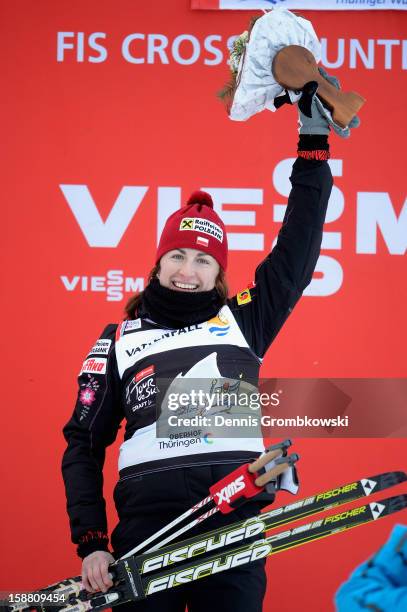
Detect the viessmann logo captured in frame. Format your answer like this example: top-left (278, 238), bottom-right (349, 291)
top-left (61, 270), bottom-right (144, 302)
top-left (59, 172), bottom-right (407, 300)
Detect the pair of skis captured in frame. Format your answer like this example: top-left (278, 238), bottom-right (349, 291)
top-left (3, 448), bottom-right (406, 611)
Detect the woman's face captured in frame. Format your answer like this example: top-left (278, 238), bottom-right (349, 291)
top-left (158, 248), bottom-right (220, 292)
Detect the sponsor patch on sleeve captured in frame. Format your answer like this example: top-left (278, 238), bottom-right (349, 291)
top-left (79, 357), bottom-right (107, 376)
top-left (236, 288), bottom-right (252, 306)
top-left (116, 321), bottom-right (126, 341)
top-left (116, 319), bottom-right (142, 340)
top-left (124, 319), bottom-right (142, 332)
top-left (87, 339), bottom-right (112, 356)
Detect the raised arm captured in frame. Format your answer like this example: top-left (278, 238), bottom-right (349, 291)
top-left (230, 147), bottom-right (332, 359)
top-left (229, 69), bottom-right (359, 359)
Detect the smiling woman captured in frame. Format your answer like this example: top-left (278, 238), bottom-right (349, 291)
top-left (124, 192), bottom-right (229, 328)
top-left (62, 99), bottom-right (334, 609)
top-left (124, 257), bottom-right (229, 327)
top-left (158, 248), bottom-right (220, 292)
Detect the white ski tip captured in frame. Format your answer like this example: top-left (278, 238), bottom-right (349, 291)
top-left (369, 502), bottom-right (385, 520)
top-left (361, 478), bottom-right (378, 496)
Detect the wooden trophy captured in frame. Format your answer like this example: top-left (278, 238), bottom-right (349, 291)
top-left (272, 45), bottom-right (365, 128)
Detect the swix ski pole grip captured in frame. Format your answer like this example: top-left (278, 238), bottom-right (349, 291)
top-left (209, 464), bottom-right (261, 514)
top-left (210, 454), bottom-right (301, 514)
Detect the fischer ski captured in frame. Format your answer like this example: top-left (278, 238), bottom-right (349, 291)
top-left (142, 494), bottom-right (407, 598)
top-left (134, 469), bottom-right (407, 564)
top-left (135, 470), bottom-right (407, 576)
top-left (2, 470), bottom-right (406, 612)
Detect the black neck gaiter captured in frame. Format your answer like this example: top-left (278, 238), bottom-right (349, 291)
top-left (141, 278), bottom-right (223, 329)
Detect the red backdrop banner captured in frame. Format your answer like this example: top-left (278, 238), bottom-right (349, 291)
top-left (2, 2), bottom-right (406, 611)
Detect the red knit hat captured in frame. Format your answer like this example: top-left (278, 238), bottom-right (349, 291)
top-left (156, 191), bottom-right (228, 270)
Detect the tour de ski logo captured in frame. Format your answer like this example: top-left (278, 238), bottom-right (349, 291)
top-left (125, 365), bottom-right (158, 412)
top-left (78, 375), bottom-right (100, 421)
top-left (207, 311), bottom-right (230, 336)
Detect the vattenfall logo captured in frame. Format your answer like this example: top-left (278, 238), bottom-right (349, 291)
top-left (207, 314), bottom-right (230, 337)
top-left (59, 172), bottom-right (407, 300)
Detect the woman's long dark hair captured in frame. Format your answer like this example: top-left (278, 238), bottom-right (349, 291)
top-left (124, 265), bottom-right (229, 320)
